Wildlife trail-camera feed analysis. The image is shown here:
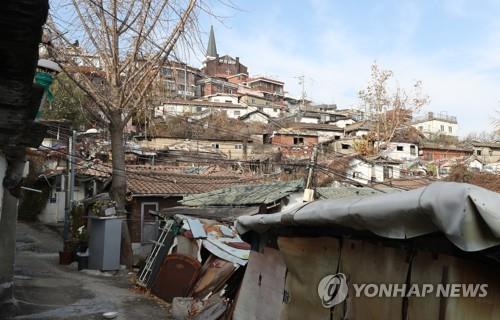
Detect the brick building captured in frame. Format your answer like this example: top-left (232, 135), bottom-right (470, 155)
top-left (419, 142), bottom-right (473, 161)
top-left (157, 61), bottom-right (202, 100)
top-left (202, 26), bottom-right (248, 78)
top-left (124, 166), bottom-right (242, 243)
top-left (246, 77), bottom-right (284, 104)
top-left (270, 130), bottom-right (318, 160)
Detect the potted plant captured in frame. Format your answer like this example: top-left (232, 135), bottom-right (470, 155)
top-left (77, 225), bottom-right (89, 252)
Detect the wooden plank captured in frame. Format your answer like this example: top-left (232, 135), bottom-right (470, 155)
top-left (233, 247), bottom-right (287, 320)
top-left (277, 237), bottom-right (341, 320)
top-left (409, 251), bottom-right (500, 320)
top-left (332, 239), bottom-right (409, 320)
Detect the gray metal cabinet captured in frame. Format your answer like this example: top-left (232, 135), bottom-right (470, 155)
top-left (88, 217), bottom-right (122, 271)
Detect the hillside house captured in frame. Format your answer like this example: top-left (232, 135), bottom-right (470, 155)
top-left (154, 100), bottom-right (249, 120)
top-left (412, 112), bottom-right (458, 138)
top-left (270, 129), bottom-right (318, 159)
top-left (470, 141), bottom-right (500, 164)
top-left (136, 135), bottom-right (254, 160)
top-left (345, 120), bottom-right (374, 137)
top-left (420, 142), bottom-right (473, 161)
top-left (239, 110), bottom-right (272, 124)
top-left (347, 156), bottom-right (401, 184)
top-left (289, 123), bottom-right (344, 143)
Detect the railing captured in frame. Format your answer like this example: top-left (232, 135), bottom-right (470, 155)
top-left (414, 112), bottom-right (457, 124)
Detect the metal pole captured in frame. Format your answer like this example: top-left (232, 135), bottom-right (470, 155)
top-left (69, 130), bottom-right (76, 207)
top-left (63, 130), bottom-right (76, 241)
top-left (303, 144), bottom-right (318, 202)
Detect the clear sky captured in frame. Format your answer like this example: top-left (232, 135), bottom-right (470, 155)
top-left (194, 0), bottom-right (500, 136)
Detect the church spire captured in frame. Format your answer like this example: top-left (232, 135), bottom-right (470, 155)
top-left (206, 25), bottom-right (217, 59)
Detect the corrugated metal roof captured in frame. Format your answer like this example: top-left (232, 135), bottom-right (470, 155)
top-left (181, 180), bottom-right (304, 207)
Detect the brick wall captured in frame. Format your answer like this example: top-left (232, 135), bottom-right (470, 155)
top-left (203, 58), bottom-right (248, 77)
top-left (421, 148), bottom-right (472, 161)
top-left (272, 134), bottom-right (318, 160)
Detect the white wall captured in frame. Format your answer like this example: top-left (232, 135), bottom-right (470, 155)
top-left (383, 142), bottom-right (419, 161)
top-left (353, 129), bottom-right (370, 137)
top-left (208, 95), bottom-right (239, 104)
top-left (226, 107), bottom-right (248, 119)
top-left (39, 178), bottom-right (87, 224)
top-left (347, 158), bottom-right (373, 184)
top-left (299, 117), bottom-right (319, 124)
top-left (155, 103), bottom-right (248, 120)
top-left (468, 159), bottom-right (483, 171)
top-left (262, 106), bottom-right (281, 118)
top-left (347, 158), bottom-right (401, 184)
top-left (242, 113), bottom-right (270, 124)
top-left (413, 120), bottom-right (458, 137)
top-left (317, 131), bottom-right (343, 143)
top-left (332, 119), bottom-right (355, 128)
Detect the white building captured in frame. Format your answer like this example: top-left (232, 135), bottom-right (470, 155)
top-left (155, 100), bottom-right (249, 120)
top-left (382, 142), bottom-right (419, 161)
top-left (347, 156), bottom-right (401, 185)
top-left (239, 110), bottom-right (271, 124)
top-left (412, 112), bottom-right (458, 138)
top-left (205, 93), bottom-right (239, 104)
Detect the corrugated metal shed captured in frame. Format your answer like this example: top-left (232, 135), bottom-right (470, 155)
top-left (181, 180), bottom-right (304, 207)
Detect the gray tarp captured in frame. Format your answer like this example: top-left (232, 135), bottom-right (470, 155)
top-left (236, 182), bottom-right (500, 252)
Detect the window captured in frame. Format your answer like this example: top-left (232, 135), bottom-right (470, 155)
top-left (212, 143), bottom-right (220, 149)
top-left (293, 137), bottom-right (304, 145)
top-left (418, 126), bottom-right (423, 131)
top-left (477, 150), bottom-right (482, 156)
top-left (234, 110), bottom-right (241, 116)
top-left (235, 144), bottom-right (243, 149)
top-left (448, 126), bottom-right (452, 133)
top-left (273, 108), bottom-right (278, 112)
top-left (440, 125), bottom-right (445, 132)
top-left (396, 146), bottom-right (404, 151)
top-left (383, 166), bottom-right (394, 179)
top-left (410, 145), bottom-right (416, 155)
top-left (341, 144), bottom-right (350, 150)
top-left (334, 136), bottom-right (341, 140)
top-left (352, 172), bottom-right (361, 178)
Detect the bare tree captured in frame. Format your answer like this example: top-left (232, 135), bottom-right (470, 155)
top-left (45, 0), bottom-right (211, 266)
top-left (359, 62), bottom-right (429, 154)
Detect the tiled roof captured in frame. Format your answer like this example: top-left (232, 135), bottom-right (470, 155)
top-left (469, 141), bottom-right (500, 149)
top-left (127, 170), bottom-right (242, 196)
top-left (290, 123), bottom-right (343, 132)
top-left (181, 180), bottom-right (304, 207)
top-left (345, 120), bottom-right (375, 132)
top-left (76, 164), bottom-right (244, 195)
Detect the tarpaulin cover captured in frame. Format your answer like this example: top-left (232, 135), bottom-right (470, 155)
top-left (236, 182), bottom-right (500, 252)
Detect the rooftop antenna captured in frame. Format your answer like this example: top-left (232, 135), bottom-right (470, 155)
top-left (295, 75), bottom-right (306, 112)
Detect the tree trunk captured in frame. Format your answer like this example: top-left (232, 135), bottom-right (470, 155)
top-left (109, 113), bottom-right (133, 268)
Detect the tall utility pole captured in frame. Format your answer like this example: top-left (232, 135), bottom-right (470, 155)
top-left (303, 144), bottom-right (318, 202)
top-left (63, 130), bottom-right (76, 241)
top-left (297, 75), bottom-right (306, 112)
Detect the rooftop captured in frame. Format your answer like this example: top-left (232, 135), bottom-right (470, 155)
top-left (181, 180), bottom-right (303, 207)
top-left (413, 112), bottom-right (458, 125)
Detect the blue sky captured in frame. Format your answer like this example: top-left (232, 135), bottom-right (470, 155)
top-left (193, 0), bottom-right (500, 135)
